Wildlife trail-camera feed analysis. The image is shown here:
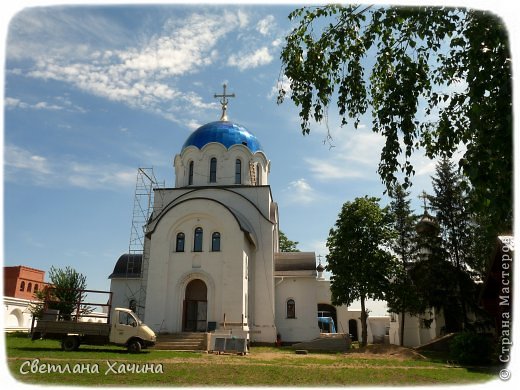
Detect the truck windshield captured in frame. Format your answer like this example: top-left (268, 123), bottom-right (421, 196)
top-left (131, 312), bottom-right (143, 325)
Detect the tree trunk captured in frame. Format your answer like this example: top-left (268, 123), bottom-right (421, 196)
top-left (360, 295), bottom-right (368, 347)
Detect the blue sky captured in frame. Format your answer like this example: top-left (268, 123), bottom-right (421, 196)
top-left (2, 2), bottom-right (518, 315)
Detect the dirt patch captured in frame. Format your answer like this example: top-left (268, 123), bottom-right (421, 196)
top-left (348, 344), bottom-right (427, 360)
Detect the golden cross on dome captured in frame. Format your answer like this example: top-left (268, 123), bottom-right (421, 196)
top-left (214, 83), bottom-right (235, 121)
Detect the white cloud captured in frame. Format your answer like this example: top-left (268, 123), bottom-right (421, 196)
top-left (237, 9), bottom-right (250, 28)
top-left (414, 159), bottom-right (437, 176)
top-left (305, 130), bottom-right (385, 181)
top-left (34, 101), bottom-right (63, 110)
top-left (256, 15), bottom-right (275, 35)
top-left (228, 47), bottom-right (273, 71)
top-left (182, 92), bottom-right (219, 110)
top-left (305, 158), bottom-right (366, 180)
top-left (4, 145), bottom-right (52, 176)
top-left (67, 162), bottom-right (136, 189)
top-left (186, 119), bottom-right (202, 131)
top-left (4, 144), bottom-right (136, 190)
top-left (21, 10), bottom-right (247, 121)
top-left (284, 178), bottom-right (319, 205)
top-left (5, 96), bottom-right (86, 112)
top-left (5, 97), bottom-right (28, 109)
top-left (300, 239), bottom-right (329, 257)
top-left (269, 74), bottom-right (292, 99)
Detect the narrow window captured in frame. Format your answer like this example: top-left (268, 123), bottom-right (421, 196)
top-left (176, 232), bottom-right (185, 252)
top-left (211, 232), bottom-right (221, 252)
top-left (209, 158), bottom-right (217, 183)
top-left (19, 281), bottom-right (25, 292)
top-left (235, 159), bottom-right (242, 184)
top-left (287, 299), bottom-right (295, 319)
top-left (34, 284), bottom-right (39, 292)
top-left (188, 161), bottom-right (194, 185)
top-left (194, 227), bottom-right (203, 252)
top-left (27, 282), bottom-right (32, 292)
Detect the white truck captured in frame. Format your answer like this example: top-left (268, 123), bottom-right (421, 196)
top-left (31, 290), bottom-right (156, 353)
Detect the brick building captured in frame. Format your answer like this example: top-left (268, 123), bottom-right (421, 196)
top-left (4, 265), bottom-right (46, 300)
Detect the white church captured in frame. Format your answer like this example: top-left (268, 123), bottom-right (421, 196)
top-left (109, 86), bottom-right (390, 345)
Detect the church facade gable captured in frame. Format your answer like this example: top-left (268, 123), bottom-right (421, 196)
top-left (144, 198), bottom-right (253, 333)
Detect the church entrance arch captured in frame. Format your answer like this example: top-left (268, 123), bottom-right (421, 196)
top-left (183, 279), bottom-right (208, 332)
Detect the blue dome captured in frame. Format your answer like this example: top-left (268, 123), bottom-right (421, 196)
top-left (182, 121), bottom-right (262, 153)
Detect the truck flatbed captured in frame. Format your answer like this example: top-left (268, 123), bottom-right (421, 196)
top-left (33, 320), bottom-right (110, 337)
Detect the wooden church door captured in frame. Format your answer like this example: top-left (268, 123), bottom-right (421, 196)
top-left (183, 279), bottom-right (208, 332)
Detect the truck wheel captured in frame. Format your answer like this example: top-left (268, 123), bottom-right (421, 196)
top-left (62, 336), bottom-right (79, 352)
top-left (127, 339), bottom-right (142, 353)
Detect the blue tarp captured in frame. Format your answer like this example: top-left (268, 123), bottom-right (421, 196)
top-left (317, 316), bottom-right (336, 333)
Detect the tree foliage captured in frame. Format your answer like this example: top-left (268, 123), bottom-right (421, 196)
top-left (30, 266), bottom-right (89, 320)
top-left (279, 5), bottom-right (512, 233)
top-left (429, 157), bottom-right (479, 328)
top-left (279, 230), bottom-right (300, 252)
top-left (326, 196), bottom-right (396, 346)
top-left (386, 183), bottom-right (419, 345)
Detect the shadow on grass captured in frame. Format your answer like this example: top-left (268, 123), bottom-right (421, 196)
top-left (421, 350), bottom-right (503, 376)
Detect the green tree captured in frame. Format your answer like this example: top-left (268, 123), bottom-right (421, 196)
top-left (409, 215), bottom-right (463, 332)
top-left (278, 5), bottom-right (512, 234)
top-left (429, 157), bottom-right (477, 329)
top-left (31, 266), bottom-right (89, 320)
top-left (326, 196), bottom-right (396, 347)
top-left (386, 183), bottom-right (419, 346)
top-left (279, 230), bottom-right (300, 252)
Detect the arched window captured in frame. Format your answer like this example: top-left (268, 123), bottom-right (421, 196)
top-left (34, 284), bottom-right (39, 292)
top-left (235, 159), bottom-right (242, 184)
top-left (188, 161), bottom-right (194, 185)
top-left (211, 232), bottom-right (221, 252)
top-left (27, 282), bottom-right (32, 292)
top-left (176, 232), bottom-right (185, 252)
top-left (287, 299), bottom-right (295, 319)
top-left (19, 281), bottom-right (25, 292)
top-left (194, 227), bottom-right (203, 252)
top-left (209, 158), bottom-right (217, 183)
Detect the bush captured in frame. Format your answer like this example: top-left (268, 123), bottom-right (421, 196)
top-left (449, 332), bottom-right (493, 365)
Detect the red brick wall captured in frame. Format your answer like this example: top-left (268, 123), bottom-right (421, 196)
top-left (4, 266), bottom-right (45, 300)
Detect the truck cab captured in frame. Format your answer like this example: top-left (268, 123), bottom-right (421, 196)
top-left (110, 308), bottom-right (156, 353)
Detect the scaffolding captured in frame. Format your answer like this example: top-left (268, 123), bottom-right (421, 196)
top-left (125, 167), bottom-right (164, 320)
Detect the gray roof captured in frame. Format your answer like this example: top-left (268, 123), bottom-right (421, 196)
top-left (274, 252), bottom-right (316, 272)
top-left (109, 254), bottom-right (142, 279)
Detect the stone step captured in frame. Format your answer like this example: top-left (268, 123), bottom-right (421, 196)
top-left (155, 333), bottom-right (207, 351)
top-left (157, 333), bottom-right (206, 340)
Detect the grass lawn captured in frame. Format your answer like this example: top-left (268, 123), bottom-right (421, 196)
top-left (5, 333), bottom-right (499, 386)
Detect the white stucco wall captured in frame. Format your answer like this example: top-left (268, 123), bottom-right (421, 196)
top-left (174, 143), bottom-right (270, 187)
top-left (368, 316), bottom-right (390, 342)
top-left (109, 278), bottom-right (142, 313)
top-left (274, 277), bottom-right (320, 343)
top-left (4, 297), bottom-right (34, 331)
top-left (388, 309), bottom-right (445, 347)
top-left (143, 191), bottom-right (277, 343)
